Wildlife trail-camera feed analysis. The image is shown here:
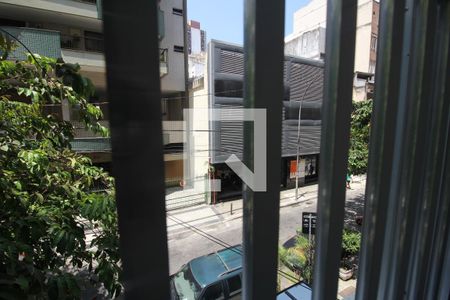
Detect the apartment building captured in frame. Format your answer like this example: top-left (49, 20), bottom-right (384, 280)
top-left (285, 0), bottom-right (379, 101)
top-left (188, 40), bottom-right (324, 201)
top-left (0, 0), bottom-right (188, 184)
top-left (187, 20), bottom-right (207, 79)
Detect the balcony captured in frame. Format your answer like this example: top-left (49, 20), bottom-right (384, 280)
top-left (160, 48), bottom-right (168, 77)
top-left (162, 120), bottom-right (183, 145)
top-left (0, 0), bottom-right (100, 20)
top-left (0, 26), bottom-right (61, 60)
top-left (60, 33), bottom-right (105, 70)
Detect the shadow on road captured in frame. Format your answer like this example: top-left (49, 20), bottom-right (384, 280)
top-left (344, 193), bottom-right (365, 232)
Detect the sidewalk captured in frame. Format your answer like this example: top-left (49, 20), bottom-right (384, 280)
top-left (166, 175), bottom-right (366, 238)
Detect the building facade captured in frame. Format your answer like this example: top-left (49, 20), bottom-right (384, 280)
top-left (187, 20), bottom-right (206, 55)
top-left (285, 0), bottom-right (379, 101)
top-left (187, 20), bottom-right (207, 79)
top-left (0, 0), bottom-right (188, 184)
top-left (188, 40), bottom-right (324, 201)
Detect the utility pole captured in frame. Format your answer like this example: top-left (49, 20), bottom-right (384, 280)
top-left (295, 100), bottom-right (303, 200)
top-left (294, 74), bottom-right (322, 200)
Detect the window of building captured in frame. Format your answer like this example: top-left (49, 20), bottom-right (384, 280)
top-left (85, 31), bottom-right (104, 52)
top-left (371, 34), bottom-right (378, 50)
top-left (215, 80), bottom-right (243, 98)
top-left (174, 45), bottom-right (184, 53)
top-left (172, 8), bottom-right (183, 16)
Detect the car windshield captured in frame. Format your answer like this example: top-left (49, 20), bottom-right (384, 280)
top-left (172, 264), bottom-right (202, 300)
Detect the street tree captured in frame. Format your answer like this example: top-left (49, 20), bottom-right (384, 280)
top-left (0, 51), bottom-right (122, 298)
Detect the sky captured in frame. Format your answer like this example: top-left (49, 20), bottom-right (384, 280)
top-left (187, 0), bottom-right (311, 45)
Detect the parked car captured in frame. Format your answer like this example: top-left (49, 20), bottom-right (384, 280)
top-left (170, 245), bottom-right (243, 299)
top-left (170, 245), bottom-right (312, 300)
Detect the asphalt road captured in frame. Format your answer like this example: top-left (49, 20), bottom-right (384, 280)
top-left (167, 183), bottom-right (365, 274)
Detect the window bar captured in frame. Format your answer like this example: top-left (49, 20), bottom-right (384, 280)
top-left (426, 11), bottom-right (450, 296)
top-left (355, 0), bottom-right (406, 298)
top-left (312, 0), bottom-right (357, 299)
top-left (404, 1), bottom-right (450, 298)
top-left (102, 1), bottom-right (170, 298)
top-left (242, 0), bottom-right (285, 299)
top-left (375, 0), bottom-right (446, 298)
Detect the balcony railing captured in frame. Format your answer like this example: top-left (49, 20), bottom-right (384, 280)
top-left (0, 26), bottom-right (61, 60)
top-left (60, 33), bottom-right (104, 53)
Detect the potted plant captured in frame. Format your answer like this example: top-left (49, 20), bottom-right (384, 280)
top-left (339, 229), bottom-right (361, 281)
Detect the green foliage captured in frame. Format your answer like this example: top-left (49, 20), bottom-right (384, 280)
top-left (342, 229), bottom-right (361, 257)
top-left (0, 34), bottom-right (17, 60)
top-left (279, 234), bottom-right (314, 284)
top-left (0, 51), bottom-right (121, 298)
top-left (348, 99), bottom-right (373, 175)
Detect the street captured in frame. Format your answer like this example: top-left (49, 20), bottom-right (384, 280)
top-left (167, 179), bottom-right (366, 274)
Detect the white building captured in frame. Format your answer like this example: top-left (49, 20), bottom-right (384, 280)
top-left (187, 20), bottom-right (207, 79)
top-left (284, 27), bottom-right (326, 60)
top-left (285, 0), bottom-right (379, 101)
top-left (187, 20), bottom-right (206, 55)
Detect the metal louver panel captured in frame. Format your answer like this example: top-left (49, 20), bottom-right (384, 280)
top-left (213, 104), bottom-right (244, 163)
top-left (282, 123), bottom-right (321, 156)
top-left (212, 42), bottom-right (325, 163)
top-left (290, 63), bottom-right (324, 103)
top-left (220, 49), bottom-right (244, 75)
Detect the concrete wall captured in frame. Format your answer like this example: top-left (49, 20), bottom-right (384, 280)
top-left (159, 0), bottom-right (186, 93)
top-left (188, 57), bottom-right (210, 185)
top-left (293, 0), bottom-right (327, 34)
top-left (285, 27), bottom-right (325, 60)
top-left (291, 0), bottom-right (376, 73)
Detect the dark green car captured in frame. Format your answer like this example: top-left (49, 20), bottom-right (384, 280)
top-left (170, 245), bottom-right (243, 300)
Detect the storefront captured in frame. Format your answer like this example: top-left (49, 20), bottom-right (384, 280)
top-left (282, 155), bottom-right (319, 188)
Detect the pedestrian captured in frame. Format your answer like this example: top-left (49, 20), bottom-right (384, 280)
top-left (346, 173), bottom-right (352, 189)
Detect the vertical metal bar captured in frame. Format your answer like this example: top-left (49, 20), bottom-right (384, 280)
top-left (312, 0), bottom-right (357, 299)
top-left (405, 1), bottom-right (450, 298)
top-left (437, 221), bottom-right (450, 300)
top-left (375, 0), bottom-right (445, 298)
top-left (355, 0), bottom-right (406, 298)
top-left (426, 49), bottom-right (450, 300)
top-left (242, 0), bottom-right (285, 299)
top-left (102, 1), bottom-right (169, 298)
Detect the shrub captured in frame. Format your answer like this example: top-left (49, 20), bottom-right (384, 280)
top-left (342, 229), bottom-right (361, 257)
top-left (348, 99), bottom-right (372, 174)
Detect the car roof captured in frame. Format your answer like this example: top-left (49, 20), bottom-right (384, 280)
top-left (189, 245), bottom-right (242, 287)
top-left (277, 282), bottom-right (312, 300)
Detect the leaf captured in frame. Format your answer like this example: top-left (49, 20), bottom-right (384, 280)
top-left (14, 181), bottom-right (22, 191)
top-left (15, 276), bottom-right (29, 291)
top-left (35, 192), bottom-right (44, 202)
